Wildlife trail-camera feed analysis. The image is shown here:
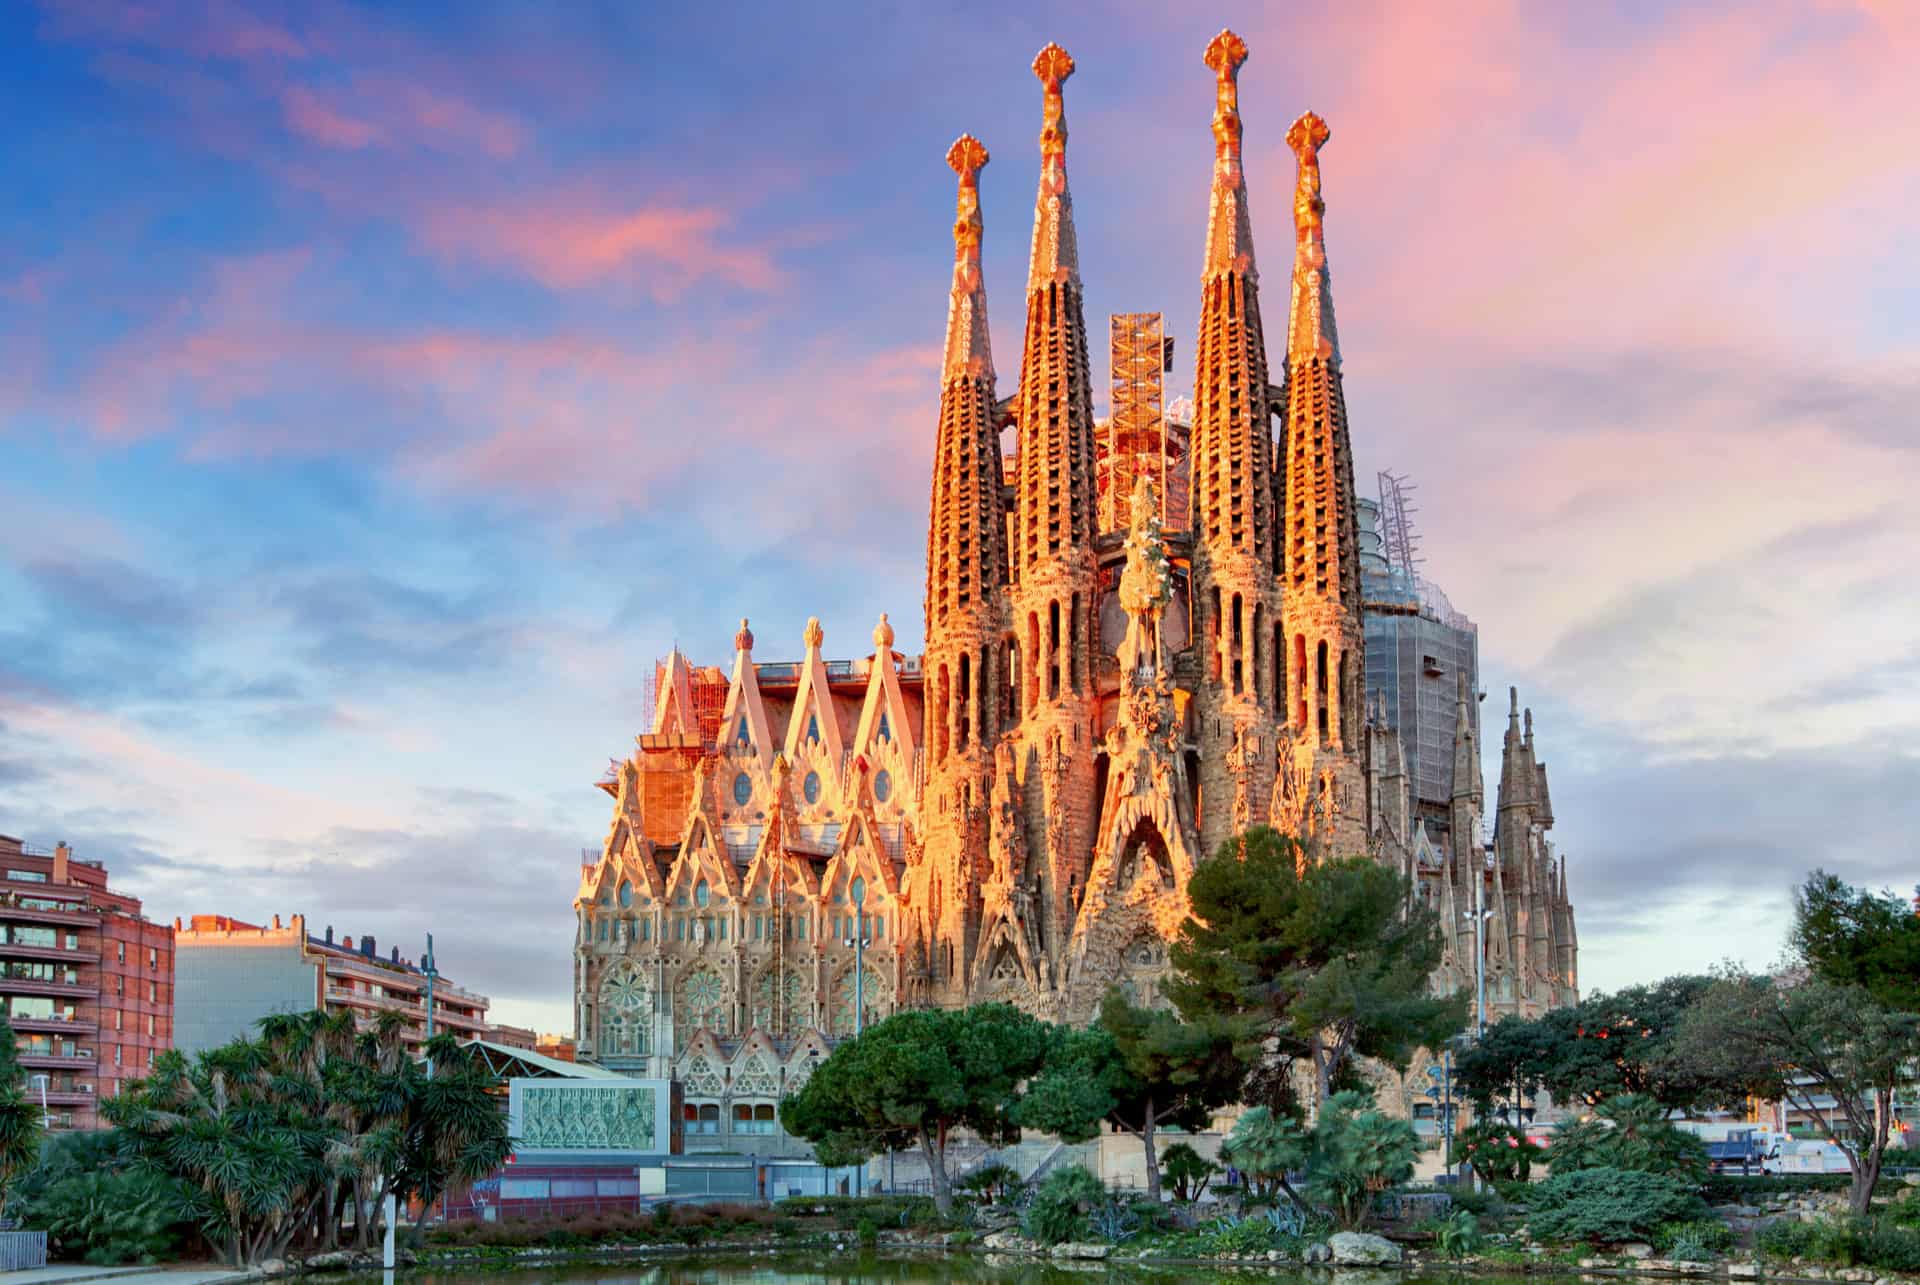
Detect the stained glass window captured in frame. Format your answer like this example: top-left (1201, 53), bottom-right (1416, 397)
top-left (873, 769), bottom-right (892, 802)
top-left (618, 880), bottom-right (633, 908)
top-left (803, 771), bottom-right (821, 804)
top-left (732, 773), bottom-right (752, 805)
top-left (694, 879), bottom-right (711, 909)
top-left (877, 712), bottom-right (891, 742)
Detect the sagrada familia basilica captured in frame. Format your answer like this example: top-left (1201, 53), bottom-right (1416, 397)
top-left (572, 33), bottom-right (1578, 1094)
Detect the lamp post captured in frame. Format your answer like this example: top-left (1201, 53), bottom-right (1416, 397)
top-left (844, 878), bottom-right (873, 1196)
top-left (30, 1073), bottom-right (48, 1128)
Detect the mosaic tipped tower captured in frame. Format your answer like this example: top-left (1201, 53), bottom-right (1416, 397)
top-left (1273, 109), bottom-right (1368, 858)
top-left (1010, 43), bottom-right (1101, 976)
top-left (1188, 29), bottom-right (1280, 859)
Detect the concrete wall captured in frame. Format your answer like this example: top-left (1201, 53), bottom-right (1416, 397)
top-left (173, 941), bottom-right (317, 1054)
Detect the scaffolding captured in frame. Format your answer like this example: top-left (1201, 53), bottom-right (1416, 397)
top-left (1104, 313), bottom-right (1169, 530)
top-left (1377, 470), bottom-right (1424, 582)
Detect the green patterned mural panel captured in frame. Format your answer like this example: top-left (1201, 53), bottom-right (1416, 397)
top-left (519, 1084), bottom-right (659, 1150)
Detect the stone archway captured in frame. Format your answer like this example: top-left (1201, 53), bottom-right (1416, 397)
top-left (1116, 816), bottom-right (1175, 892)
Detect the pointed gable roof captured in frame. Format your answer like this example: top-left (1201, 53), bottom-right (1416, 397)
top-left (853, 614), bottom-right (918, 765)
top-left (783, 616), bottom-right (846, 762)
top-left (720, 618), bottom-right (775, 770)
top-left (653, 647), bottom-right (698, 737)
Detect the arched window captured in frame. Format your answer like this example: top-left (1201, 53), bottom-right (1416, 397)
top-left (694, 879), bottom-right (711, 909)
top-left (803, 771), bottom-right (822, 804)
top-left (732, 773), bottom-right (752, 806)
top-left (617, 880), bottom-right (633, 909)
top-left (873, 769), bottom-right (892, 803)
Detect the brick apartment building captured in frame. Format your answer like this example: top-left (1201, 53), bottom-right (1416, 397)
top-left (0, 834), bottom-right (174, 1130)
top-left (173, 913), bottom-right (510, 1054)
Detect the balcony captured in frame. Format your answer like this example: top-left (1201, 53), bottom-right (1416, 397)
top-left (325, 985), bottom-right (422, 1013)
top-left (37, 1086), bottom-right (96, 1106)
top-left (17, 1047), bottom-right (94, 1068)
top-left (322, 956), bottom-right (424, 992)
top-left (0, 976), bottom-right (98, 1000)
top-left (9, 1014), bottom-right (97, 1036)
top-left (0, 941), bottom-right (100, 964)
top-left (0, 902), bottom-right (95, 926)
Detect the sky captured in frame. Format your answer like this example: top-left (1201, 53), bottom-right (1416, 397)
top-left (2, 1), bottom-right (1917, 1034)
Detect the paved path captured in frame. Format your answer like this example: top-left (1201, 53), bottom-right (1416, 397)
top-left (3, 1266), bottom-right (248, 1285)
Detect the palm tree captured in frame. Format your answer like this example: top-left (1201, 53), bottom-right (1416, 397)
top-left (0, 1013), bottom-right (44, 1219)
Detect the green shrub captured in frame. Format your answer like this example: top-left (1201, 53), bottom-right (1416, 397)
top-left (1757, 1218), bottom-right (1813, 1260)
top-left (1527, 1167), bottom-right (1710, 1245)
top-left (1023, 1166), bottom-right (1105, 1246)
top-left (24, 1169), bottom-right (193, 1264)
top-left (1161, 1142), bottom-right (1220, 1203)
top-left (1545, 1095), bottom-right (1709, 1182)
top-left (1702, 1172), bottom-right (1851, 1203)
top-left (1432, 1209), bottom-right (1483, 1257)
top-left (1657, 1218), bottom-right (1733, 1261)
top-left (958, 1162), bottom-right (1022, 1203)
top-left (1460, 1120), bottom-right (1542, 1187)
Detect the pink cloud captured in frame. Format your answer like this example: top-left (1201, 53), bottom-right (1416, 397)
top-left (281, 85), bottom-right (380, 149)
top-left (419, 199), bottom-right (784, 298)
top-left (38, 0), bottom-right (308, 61)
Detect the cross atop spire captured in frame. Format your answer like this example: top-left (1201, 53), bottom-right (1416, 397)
top-left (1205, 29), bottom-right (1248, 164)
top-left (942, 134), bottom-right (994, 384)
top-left (1027, 42), bottom-right (1080, 290)
top-left (1286, 110), bottom-right (1340, 365)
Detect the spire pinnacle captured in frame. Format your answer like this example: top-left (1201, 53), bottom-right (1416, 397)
top-left (1201, 30), bottom-right (1256, 280)
top-left (1285, 110), bottom-right (1340, 364)
top-left (942, 134), bottom-right (994, 384)
top-left (1026, 42), bottom-right (1079, 289)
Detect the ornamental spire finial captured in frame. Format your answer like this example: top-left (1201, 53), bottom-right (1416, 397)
top-left (1205, 29), bottom-right (1248, 164)
top-left (1033, 43), bottom-right (1074, 156)
top-left (1200, 30), bottom-right (1257, 279)
top-left (1285, 110), bottom-right (1340, 363)
top-left (941, 134), bottom-right (994, 383)
top-left (1026, 43), bottom-right (1080, 289)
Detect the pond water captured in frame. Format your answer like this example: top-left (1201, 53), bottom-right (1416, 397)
top-left (388, 1259), bottom-right (1586, 1284)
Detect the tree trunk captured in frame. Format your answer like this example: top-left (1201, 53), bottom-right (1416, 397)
top-left (919, 1124), bottom-right (953, 1215)
top-left (1310, 1032), bottom-right (1331, 1114)
top-left (1139, 1103), bottom-right (1161, 1204)
top-left (1850, 1087), bottom-right (1892, 1216)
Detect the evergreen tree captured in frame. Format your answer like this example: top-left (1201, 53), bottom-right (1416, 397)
top-left (0, 1012), bottom-right (44, 1219)
top-left (1017, 989), bottom-right (1243, 1202)
top-left (1165, 827), bottom-right (1465, 1109)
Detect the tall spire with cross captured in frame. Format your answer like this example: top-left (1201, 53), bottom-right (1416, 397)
top-left (1187, 29), bottom-right (1280, 858)
top-left (1011, 41), bottom-right (1098, 979)
top-left (1276, 109), bottom-right (1367, 858)
top-left (920, 134), bottom-right (1010, 1008)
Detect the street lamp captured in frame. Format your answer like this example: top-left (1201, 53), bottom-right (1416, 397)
top-left (30, 1073), bottom-right (48, 1129)
top-left (843, 878), bottom-right (873, 1197)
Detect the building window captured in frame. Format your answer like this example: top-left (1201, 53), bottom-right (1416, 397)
top-left (873, 769), bottom-right (892, 802)
top-left (683, 1103), bottom-right (721, 1136)
top-left (877, 712), bottom-right (891, 743)
top-left (874, 915), bottom-right (884, 940)
top-left (147, 1013), bottom-right (155, 1036)
top-left (803, 771), bottom-right (821, 804)
top-left (147, 981), bottom-right (156, 1003)
top-left (114, 1010), bottom-right (123, 1031)
top-left (640, 918), bottom-right (651, 942)
top-left (674, 917), bottom-right (685, 942)
top-left (717, 917), bottom-right (728, 942)
top-left (752, 915), bottom-right (762, 940)
top-left (732, 773), bottom-right (752, 806)
top-left (596, 919), bottom-right (608, 942)
top-left (618, 880), bottom-right (633, 908)
top-left (114, 1045), bottom-right (123, 1066)
top-left (117, 943), bottom-right (126, 964)
top-left (5, 869), bottom-right (48, 883)
top-left (114, 976), bottom-right (123, 996)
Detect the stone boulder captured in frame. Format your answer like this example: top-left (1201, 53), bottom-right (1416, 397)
top-left (1328, 1231), bottom-right (1403, 1265)
top-left (1051, 1242), bottom-right (1112, 1260)
top-left (1305, 1241), bottom-right (1334, 1263)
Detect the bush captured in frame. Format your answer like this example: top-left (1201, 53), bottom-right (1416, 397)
top-left (1023, 1166), bottom-right (1106, 1246)
top-left (958, 1163), bottom-right (1022, 1204)
top-left (1757, 1218), bottom-right (1814, 1260)
top-left (1426, 1209), bottom-right (1482, 1257)
top-left (1702, 1172), bottom-right (1850, 1203)
top-left (1656, 1219), bottom-right (1734, 1261)
top-left (773, 1194), bottom-right (937, 1229)
top-left (1527, 1167), bottom-right (1711, 1245)
top-left (1778, 1215), bottom-right (1920, 1273)
top-left (25, 1169), bottom-right (193, 1264)
top-left (1161, 1142), bottom-right (1220, 1203)
top-left (1460, 1120), bottom-right (1542, 1187)
top-left (1545, 1096), bottom-right (1709, 1182)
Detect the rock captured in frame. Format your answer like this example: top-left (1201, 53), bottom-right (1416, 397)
top-left (1328, 1232), bottom-right (1403, 1266)
top-left (1050, 1243), bottom-right (1111, 1260)
top-left (256, 1260), bottom-right (287, 1278)
top-left (1305, 1241), bottom-right (1334, 1264)
top-left (1622, 1242), bottom-right (1656, 1259)
top-left (1729, 1263), bottom-right (1761, 1279)
top-left (983, 1229), bottom-right (1036, 1253)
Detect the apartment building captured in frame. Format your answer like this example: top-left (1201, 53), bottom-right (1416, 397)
top-left (0, 834), bottom-right (174, 1130)
top-left (173, 912), bottom-right (500, 1054)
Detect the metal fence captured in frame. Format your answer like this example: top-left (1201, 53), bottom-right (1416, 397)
top-left (0, 1230), bottom-right (49, 1271)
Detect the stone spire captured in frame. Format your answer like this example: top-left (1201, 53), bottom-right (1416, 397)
top-left (1188, 29), bottom-right (1279, 857)
top-left (1013, 42), bottom-right (1097, 582)
top-left (1011, 41), bottom-right (1099, 979)
top-left (1275, 110), bottom-right (1365, 858)
top-left (926, 136), bottom-right (1009, 655)
top-left (1026, 42), bottom-right (1079, 290)
top-left (942, 135), bottom-right (994, 385)
top-left (1285, 111), bottom-right (1339, 365)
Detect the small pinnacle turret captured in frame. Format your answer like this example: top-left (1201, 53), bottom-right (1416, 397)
top-left (1285, 111), bottom-right (1339, 365)
top-left (1027, 43), bottom-right (1080, 290)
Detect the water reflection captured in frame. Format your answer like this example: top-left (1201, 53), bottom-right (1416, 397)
top-left (390, 1258), bottom-right (1586, 1285)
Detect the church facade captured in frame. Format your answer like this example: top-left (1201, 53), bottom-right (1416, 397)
top-left (572, 33), bottom-right (1578, 1103)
